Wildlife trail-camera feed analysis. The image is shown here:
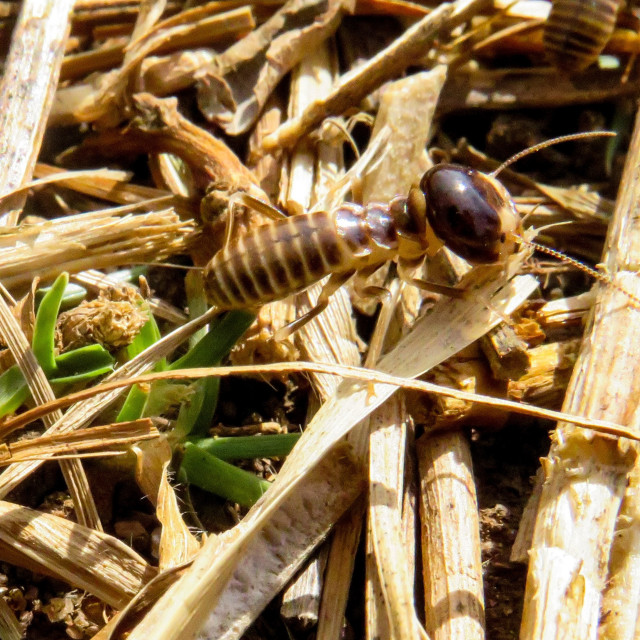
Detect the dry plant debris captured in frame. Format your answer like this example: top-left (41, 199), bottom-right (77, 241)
top-left (0, 0), bottom-right (639, 638)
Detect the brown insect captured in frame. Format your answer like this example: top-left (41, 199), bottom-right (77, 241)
top-left (543, 0), bottom-right (624, 72)
top-left (203, 132), bottom-right (617, 336)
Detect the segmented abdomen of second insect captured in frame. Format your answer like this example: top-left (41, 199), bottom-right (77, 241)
top-left (543, 0), bottom-right (620, 71)
top-left (204, 208), bottom-right (371, 309)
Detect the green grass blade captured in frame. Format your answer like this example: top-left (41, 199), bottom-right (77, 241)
top-left (117, 312), bottom-right (163, 422)
top-left (172, 377), bottom-right (218, 440)
top-left (55, 344), bottom-right (114, 376)
top-left (188, 433), bottom-right (301, 461)
top-left (0, 366), bottom-right (30, 418)
top-left (166, 310), bottom-right (254, 437)
top-left (32, 273), bottom-right (69, 375)
top-left (186, 377), bottom-right (219, 436)
top-left (116, 385), bottom-right (150, 423)
top-left (0, 344), bottom-right (114, 418)
top-left (181, 442), bottom-right (270, 507)
top-left (168, 310), bottom-right (255, 371)
top-left (35, 281), bottom-right (87, 310)
top-left (50, 365), bottom-right (115, 386)
top-left (51, 344), bottom-right (114, 384)
top-left (124, 310), bottom-right (163, 363)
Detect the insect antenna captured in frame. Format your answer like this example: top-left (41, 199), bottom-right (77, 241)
top-left (490, 131), bottom-right (616, 178)
top-left (488, 130), bottom-right (640, 309)
top-left (515, 236), bottom-right (640, 310)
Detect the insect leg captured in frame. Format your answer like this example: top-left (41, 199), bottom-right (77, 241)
top-left (397, 257), bottom-right (466, 299)
top-left (353, 265), bottom-right (391, 303)
top-left (274, 270), bottom-right (356, 340)
top-left (224, 192), bottom-right (288, 250)
top-left (230, 192), bottom-right (288, 221)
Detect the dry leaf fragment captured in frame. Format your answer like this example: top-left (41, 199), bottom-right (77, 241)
top-left (133, 438), bottom-right (202, 570)
top-left (156, 460), bottom-right (202, 570)
top-left (197, 0), bottom-right (354, 135)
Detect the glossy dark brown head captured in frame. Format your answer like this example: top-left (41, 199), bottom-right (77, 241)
top-left (418, 164), bottom-right (521, 265)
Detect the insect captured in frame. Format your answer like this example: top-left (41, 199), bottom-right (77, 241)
top-left (543, 0), bottom-right (623, 72)
top-left (203, 132), bottom-right (617, 337)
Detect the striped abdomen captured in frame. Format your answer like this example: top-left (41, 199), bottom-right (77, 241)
top-left (543, 0), bottom-right (622, 71)
top-left (203, 206), bottom-right (398, 309)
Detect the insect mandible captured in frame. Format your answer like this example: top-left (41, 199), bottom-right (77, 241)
top-left (203, 132), bottom-right (616, 337)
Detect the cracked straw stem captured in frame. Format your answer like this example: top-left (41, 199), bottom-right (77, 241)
top-left (281, 41), bottom-right (360, 627)
top-left (520, 101), bottom-right (640, 640)
top-left (0, 0), bottom-right (74, 225)
top-left (367, 395), bottom-right (425, 639)
top-left (418, 430), bottom-right (484, 639)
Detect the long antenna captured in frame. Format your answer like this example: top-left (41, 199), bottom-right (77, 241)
top-left (515, 236), bottom-right (640, 310)
top-left (491, 131), bottom-right (616, 178)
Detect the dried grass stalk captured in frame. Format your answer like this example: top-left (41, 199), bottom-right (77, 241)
top-left (289, 42), bottom-right (358, 399)
top-left (0, 418), bottom-right (158, 464)
top-left (0, 500), bottom-right (156, 609)
top-left (281, 41), bottom-right (358, 623)
top-left (0, 0), bottom-right (74, 224)
top-left (511, 468), bottom-right (544, 564)
top-left (281, 546), bottom-right (329, 628)
top-left (8, 354), bottom-right (633, 439)
top-left (61, 6), bottom-right (254, 81)
top-left (0, 206), bottom-right (194, 289)
top-left (520, 102), bottom-right (640, 640)
top-left (599, 462), bottom-right (640, 638)
top-left (33, 163), bottom-right (194, 217)
top-left (366, 395), bottom-right (425, 639)
top-left (418, 430), bottom-right (484, 640)
top-left (0, 596), bottom-right (21, 640)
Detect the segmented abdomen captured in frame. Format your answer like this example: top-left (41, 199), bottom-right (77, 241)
top-left (204, 209), bottom-right (363, 309)
top-left (543, 0), bottom-right (621, 71)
